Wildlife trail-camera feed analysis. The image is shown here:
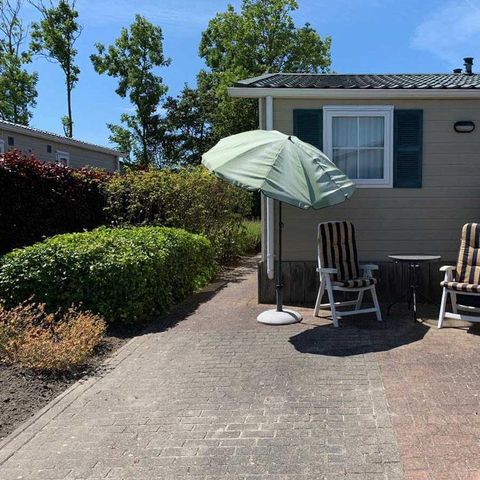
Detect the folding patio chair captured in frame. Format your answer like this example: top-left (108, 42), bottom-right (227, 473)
top-left (313, 221), bottom-right (383, 327)
top-left (438, 223), bottom-right (480, 328)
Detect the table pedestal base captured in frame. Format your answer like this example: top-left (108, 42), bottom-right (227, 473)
top-left (387, 261), bottom-right (438, 322)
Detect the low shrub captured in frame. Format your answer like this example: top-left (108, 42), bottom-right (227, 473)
top-left (0, 151), bottom-right (110, 254)
top-left (0, 302), bottom-right (106, 371)
top-left (105, 166), bottom-right (252, 263)
top-left (0, 226), bottom-right (217, 324)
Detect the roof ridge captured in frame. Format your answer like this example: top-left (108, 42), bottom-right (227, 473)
top-left (235, 72), bottom-right (277, 85)
top-left (234, 72), bottom-right (480, 90)
top-left (0, 119), bottom-right (122, 155)
top-left (245, 72), bottom-right (480, 77)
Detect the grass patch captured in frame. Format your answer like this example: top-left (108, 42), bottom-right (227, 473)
top-left (240, 220), bottom-right (261, 254)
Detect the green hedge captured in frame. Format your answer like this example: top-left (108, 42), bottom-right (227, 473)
top-left (0, 227), bottom-right (217, 324)
top-left (105, 166), bottom-right (253, 263)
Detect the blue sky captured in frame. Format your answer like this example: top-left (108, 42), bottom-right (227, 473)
top-left (20, 0), bottom-right (480, 147)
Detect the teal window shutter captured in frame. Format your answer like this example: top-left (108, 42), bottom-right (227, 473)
top-left (293, 109), bottom-right (323, 150)
top-left (393, 110), bottom-right (423, 188)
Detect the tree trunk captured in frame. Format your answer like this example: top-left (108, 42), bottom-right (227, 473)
top-left (67, 84), bottom-right (73, 138)
top-left (66, 64), bottom-right (73, 138)
top-left (141, 122), bottom-right (148, 166)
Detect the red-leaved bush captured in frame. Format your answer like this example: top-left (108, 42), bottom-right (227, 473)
top-left (0, 151), bottom-right (111, 253)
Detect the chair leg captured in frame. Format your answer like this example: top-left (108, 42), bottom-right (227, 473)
top-left (371, 287), bottom-right (383, 322)
top-left (313, 277), bottom-right (325, 318)
top-left (325, 276), bottom-right (339, 327)
top-left (450, 291), bottom-right (458, 314)
top-left (438, 287), bottom-right (448, 329)
top-left (355, 291), bottom-right (364, 310)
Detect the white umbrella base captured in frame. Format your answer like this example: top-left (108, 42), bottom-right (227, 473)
top-left (257, 309), bottom-right (303, 325)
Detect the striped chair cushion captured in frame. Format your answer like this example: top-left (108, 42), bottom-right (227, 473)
top-left (333, 278), bottom-right (377, 288)
top-left (318, 221), bottom-right (360, 282)
top-left (455, 223), bottom-right (480, 285)
top-left (441, 281), bottom-right (480, 293)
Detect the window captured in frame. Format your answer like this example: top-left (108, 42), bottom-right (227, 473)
top-left (47, 145), bottom-right (52, 153)
top-left (0, 140), bottom-right (4, 153)
top-left (7, 136), bottom-right (14, 146)
top-left (55, 150), bottom-right (70, 166)
top-left (324, 106), bottom-right (394, 187)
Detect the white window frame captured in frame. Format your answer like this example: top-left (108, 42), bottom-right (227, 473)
top-left (323, 105), bottom-right (394, 188)
top-left (55, 150), bottom-right (70, 166)
top-left (0, 140), bottom-right (4, 154)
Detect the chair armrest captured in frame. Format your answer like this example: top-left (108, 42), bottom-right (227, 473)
top-left (440, 265), bottom-right (455, 272)
top-left (360, 264), bottom-right (379, 271)
top-left (440, 265), bottom-right (455, 282)
top-left (317, 267), bottom-right (337, 274)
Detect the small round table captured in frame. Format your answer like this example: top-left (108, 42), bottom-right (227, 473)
top-left (387, 255), bottom-right (441, 322)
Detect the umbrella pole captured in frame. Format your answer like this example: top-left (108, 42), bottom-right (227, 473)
top-left (276, 201), bottom-right (283, 312)
top-left (256, 198), bottom-right (302, 325)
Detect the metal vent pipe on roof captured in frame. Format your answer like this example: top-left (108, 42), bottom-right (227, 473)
top-left (453, 68), bottom-right (462, 74)
top-left (464, 57), bottom-right (474, 75)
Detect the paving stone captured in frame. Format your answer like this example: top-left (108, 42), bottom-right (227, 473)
top-left (0, 259), bottom-right (408, 479)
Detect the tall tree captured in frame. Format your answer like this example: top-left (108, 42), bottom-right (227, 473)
top-left (30, 0), bottom-right (81, 137)
top-left (199, 0), bottom-right (331, 139)
top-left (0, 0), bottom-right (38, 125)
top-left (91, 15), bottom-right (170, 166)
top-left (159, 84), bottom-right (216, 167)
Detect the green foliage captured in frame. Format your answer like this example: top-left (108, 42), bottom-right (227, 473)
top-left (159, 85), bottom-right (216, 167)
top-left (197, 69), bottom-right (257, 144)
top-left (91, 15), bottom-right (170, 166)
top-left (200, 0), bottom-right (331, 74)
top-left (104, 166), bottom-right (253, 263)
top-left (30, 0), bottom-right (82, 137)
top-left (240, 220), bottom-right (261, 254)
top-left (0, 227), bottom-right (217, 324)
top-left (0, 55), bottom-right (38, 124)
top-left (198, 0), bottom-right (331, 139)
top-left (108, 122), bottom-right (133, 161)
top-left (0, 0), bottom-right (38, 125)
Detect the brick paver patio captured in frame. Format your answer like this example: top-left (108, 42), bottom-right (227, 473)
top-left (0, 258), bottom-right (479, 480)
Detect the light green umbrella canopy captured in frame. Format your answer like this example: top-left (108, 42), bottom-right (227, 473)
top-left (202, 129), bottom-right (355, 210)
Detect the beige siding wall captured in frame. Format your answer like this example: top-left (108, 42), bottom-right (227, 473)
top-left (271, 97), bottom-right (480, 263)
top-left (0, 129), bottom-right (119, 172)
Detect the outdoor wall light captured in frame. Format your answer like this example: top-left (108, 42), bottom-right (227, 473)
top-left (454, 121), bottom-right (475, 133)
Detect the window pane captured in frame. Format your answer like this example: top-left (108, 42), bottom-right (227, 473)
top-left (333, 148), bottom-right (357, 178)
top-left (332, 117), bottom-right (357, 147)
top-left (359, 117), bottom-right (384, 147)
top-left (358, 149), bottom-right (384, 179)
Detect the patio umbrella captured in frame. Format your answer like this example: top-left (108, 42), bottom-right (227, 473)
top-left (202, 129), bottom-right (355, 325)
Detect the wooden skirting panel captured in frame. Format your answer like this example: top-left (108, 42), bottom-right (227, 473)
top-left (258, 259), bottom-right (447, 305)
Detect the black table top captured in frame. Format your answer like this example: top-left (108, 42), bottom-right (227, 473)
top-left (388, 254), bottom-right (442, 262)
